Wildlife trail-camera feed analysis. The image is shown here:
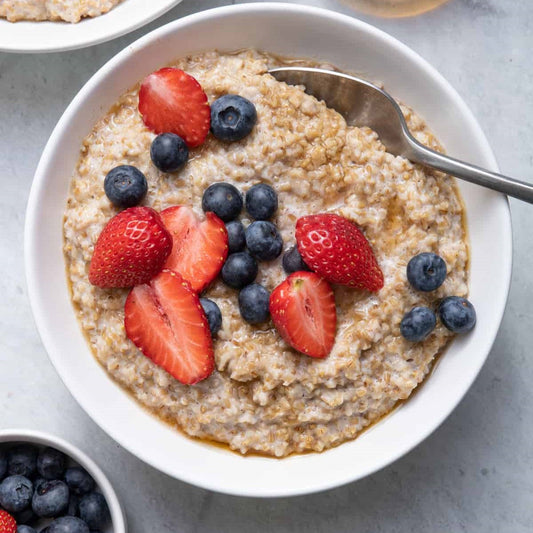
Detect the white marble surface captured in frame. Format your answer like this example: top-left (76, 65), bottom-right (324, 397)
top-left (1, 0), bottom-right (532, 531)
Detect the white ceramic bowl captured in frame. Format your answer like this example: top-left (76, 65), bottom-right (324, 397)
top-left (0, 429), bottom-right (127, 531)
top-left (25, 3), bottom-right (512, 497)
top-left (0, 0), bottom-right (182, 53)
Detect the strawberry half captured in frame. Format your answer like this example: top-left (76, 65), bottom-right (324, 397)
top-left (124, 269), bottom-right (214, 385)
top-left (296, 213), bottom-right (384, 292)
top-left (0, 510), bottom-right (16, 533)
top-left (89, 206), bottom-right (172, 289)
top-left (138, 68), bottom-right (210, 148)
top-left (270, 271), bottom-right (337, 358)
top-left (160, 206), bottom-right (228, 293)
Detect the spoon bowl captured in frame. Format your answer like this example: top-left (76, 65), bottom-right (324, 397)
top-left (270, 66), bottom-right (533, 203)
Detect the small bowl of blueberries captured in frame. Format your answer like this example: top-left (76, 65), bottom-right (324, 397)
top-left (0, 429), bottom-right (126, 533)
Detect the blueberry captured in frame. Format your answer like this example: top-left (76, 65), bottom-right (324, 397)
top-left (37, 448), bottom-right (66, 480)
top-left (221, 252), bottom-right (258, 289)
top-left (103, 165), bottom-right (147, 208)
top-left (0, 475), bottom-right (33, 513)
top-left (210, 94), bottom-right (257, 142)
top-left (14, 506), bottom-right (37, 525)
top-left (66, 494), bottom-right (80, 517)
top-left (245, 184), bottom-right (278, 220)
top-left (238, 284), bottom-right (270, 324)
top-left (78, 493), bottom-right (110, 530)
top-left (0, 449), bottom-right (6, 480)
top-left (245, 221), bottom-right (283, 261)
top-left (202, 182), bottom-right (243, 222)
top-left (200, 298), bottom-right (222, 337)
top-left (282, 246), bottom-right (310, 274)
top-left (7, 445), bottom-right (37, 478)
top-left (16, 526), bottom-right (37, 533)
top-left (438, 296), bottom-right (476, 333)
top-left (406, 252), bottom-right (447, 292)
top-left (400, 307), bottom-right (437, 342)
top-left (47, 517), bottom-right (90, 533)
top-left (32, 480), bottom-right (69, 518)
top-left (150, 133), bottom-right (189, 172)
top-left (225, 220), bottom-right (246, 253)
top-left (64, 468), bottom-right (94, 496)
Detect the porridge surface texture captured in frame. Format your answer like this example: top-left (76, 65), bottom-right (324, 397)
top-left (0, 0), bottom-right (123, 22)
top-left (63, 51), bottom-right (468, 457)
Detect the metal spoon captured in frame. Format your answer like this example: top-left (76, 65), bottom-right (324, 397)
top-left (269, 67), bottom-right (533, 203)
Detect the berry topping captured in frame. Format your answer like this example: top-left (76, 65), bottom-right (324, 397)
top-left (37, 448), bottom-right (66, 480)
top-left (270, 271), bottom-right (336, 358)
top-left (138, 68), bottom-right (210, 148)
top-left (88, 207), bottom-right (172, 289)
top-left (238, 284), bottom-right (270, 324)
top-left (282, 245), bottom-right (310, 274)
top-left (225, 220), bottom-right (246, 254)
top-left (103, 165), bottom-right (147, 208)
top-left (245, 183), bottom-right (278, 220)
top-left (15, 525), bottom-right (35, 533)
top-left (407, 252), bottom-right (447, 292)
top-left (296, 213), bottom-right (383, 291)
top-left (0, 510), bottom-right (16, 533)
top-left (221, 252), bottom-right (258, 289)
top-left (0, 475), bottom-right (33, 513)
top-left (150, 133), bottom-right (189, 173)
top-left (210, 94), bottom-right (257, 142)
top-left (200, 298), bottom-right (222, 337)
top-left (201, 182), bottom-right (243, 222)
top-left (400, 307), bottom-right (437, 342)
top-left (0, 450), bottom-right (6, 479)
top-left (64, 468), bottom-right (94, 496)
top-left (32, 480), bottom-right (69, 518)
top-left (47, 516), bottom-right (89, 533)
top-left (160, 206), bottom-right (228, 293)
top-left (6, 445), bottom-right (37, 478)
top-left (124, 269), bottom-right (214, 385)
top-left (78, 492), bottom-right (110, 530)
top-left (438, 296), bottom-right (476, 333)
top-left (245, 221), bottom-right (283, 261)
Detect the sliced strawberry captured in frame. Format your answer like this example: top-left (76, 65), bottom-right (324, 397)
top-left (160, 206), bottom-right (228, 293)
top-left (0, 510), bottom-right (16, 533)
top-left (270, 271), bottom-right (337, 358)
top-left (296, 213), bottom-right (384, 292)
top-left (88, 206), bottom-right (172, 289)
top-left (138, 68), bottom-right (210, 148)
top-left (124, 269), bottom-right (214, 385)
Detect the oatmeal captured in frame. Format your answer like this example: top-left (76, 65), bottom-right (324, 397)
top-left (63, 50), bottom-right (468, 457)
top-left (0, 0), bottom-right (123, 23)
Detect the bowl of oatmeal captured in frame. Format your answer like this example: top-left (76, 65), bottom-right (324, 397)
top-left (25, 3), bottom-right (512, 496)
top-left (0, 0), bottom-right (182, 53)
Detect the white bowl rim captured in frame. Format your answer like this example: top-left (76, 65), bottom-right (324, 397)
top-left (24, 2), bottom-right (512, 497)
top-left (0, 0), bottom-right (182, 53)
top-left (0, 428), bottom-right (127, 531)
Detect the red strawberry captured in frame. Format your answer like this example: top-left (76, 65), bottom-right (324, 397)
top-left (270, 271), bottom-right (336, 358)
top-left (138, 68), bottom-right (210, 148)
top-left (296, 213), bottom-right (384, 292)
top-left (89, 207), bottom-right (172, 289)
top-left (160, 206), bottom-right (228, 293)
top-left (0, 510), bottom-right (16, 533)
top-left (125, 269), bottom-right (214, 385)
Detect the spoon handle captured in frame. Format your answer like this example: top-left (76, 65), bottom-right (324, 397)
top-left (406, 137), bottom-right (533, 204)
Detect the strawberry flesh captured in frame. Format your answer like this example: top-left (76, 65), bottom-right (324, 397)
top-left (0, 510), bottom-right (16, 533)
top-left (296, 213), bottom-right (384, 292)
top-left (270, 271), bottom-right (336, 358)
top-left (124, 269), bottom-right (214, 385)
top-left (138, 68), bottom-right (210, 148)
top-left (161, 206), bottom-right (228, 293)
top-left (89, 206), bottom-right (172, 289)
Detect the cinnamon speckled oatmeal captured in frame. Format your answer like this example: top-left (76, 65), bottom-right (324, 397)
top-left (0, 0), bottom-right (123, 22)
top-left (63, 50), bottom-right (468, 457)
